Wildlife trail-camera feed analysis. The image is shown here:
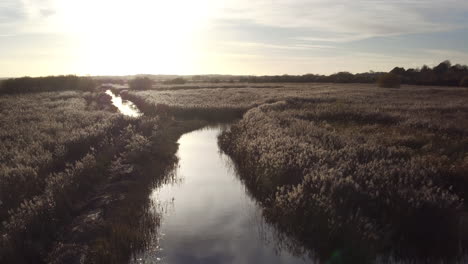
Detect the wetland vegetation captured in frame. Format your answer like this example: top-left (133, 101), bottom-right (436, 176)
top-left (219, 87), bottom-right (468, 262)
top-left (1, 75), bottom-right (468, 263)
top-left (3, 0), bottom-right (468, 262)
top-left (0, 77), bottom-right (205, 263)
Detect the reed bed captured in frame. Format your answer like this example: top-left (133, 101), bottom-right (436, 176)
top-left (219, 85), bottom-right (468, 262)
top-left (0, 91), bottom-right (121, 219)
top-left (0, 90), bottom-right (202, 263)
top-left (124, 83), bottom-right (355, 121)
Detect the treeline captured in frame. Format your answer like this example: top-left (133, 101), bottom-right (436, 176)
top-left (194, 60), bottom-right (468, 87)
top-left (236, 71), bottom-right (384, 84)
top-left (0, 75), bottom-right (96, 94)
top-left (191, 72), bottom-right (383, 84)
top-left (390, 60), bottom-right (468, 86)
top-left (95, 78), bottom-right (126, 85)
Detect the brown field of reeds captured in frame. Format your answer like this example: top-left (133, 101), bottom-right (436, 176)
top-left (126, 81), bottom-right (468, 261)
top-left (2, 78), bottom-right (468, 263)
top-left (217, 84), bottom-right (468, 262)
top-left (0, 86), bottom-right (205, 263)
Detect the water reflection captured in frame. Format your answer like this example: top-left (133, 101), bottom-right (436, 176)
top-left (132, 127), bottom-right (309, 264)
top-left (106, 90), bottom-right (142, 117)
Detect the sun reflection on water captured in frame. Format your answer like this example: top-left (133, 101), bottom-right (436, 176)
top-left (106, 90), bottom-right (142, 117)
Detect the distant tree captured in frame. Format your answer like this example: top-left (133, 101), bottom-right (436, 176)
top-left (163, 78), bottom-right (187, 85)
top-left (390, 67), bottom-right (406, 75)
top-left (433, 60), bottom-right (451, 74)
top-left (421, 65), bottom-right (431, 72)
top-left (129, 77), bottom-right (153, 90)
top-left (377, 73), bottom-right (401, 88)
top-left (330, 72), bottom-right (354, 83)
top-left (451, 64), bottom-right (466, 73)
top-left (185, 60), bottom-right (467, 87)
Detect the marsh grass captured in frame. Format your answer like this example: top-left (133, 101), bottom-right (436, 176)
top-left (2, 82), bottom-right (468, 263)
top-left (123, 83), bottom-right (347, 122)
top-left (0, 91), bottom-right (121, 220)
top-left (218, 84), bottom-right (468, 262)
top-left (121, 90), bottom-right (246, 122)
top-left (0, 90), bottom-right (133, 263)
top-left (85, 118), bottom-right (206, 263)
top-left (0, 88), bottom-right (207, 263)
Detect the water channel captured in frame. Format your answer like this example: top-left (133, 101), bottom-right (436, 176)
top-left (106, 89), bottom-right (142, 117)
top-left (132, 127), bottom-right (308, 263)
top-left (106, 89), bottom-right (308, 263)
top-left (107, 89), bottom-right (468, 264)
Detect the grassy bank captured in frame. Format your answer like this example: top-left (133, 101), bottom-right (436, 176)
top-left (0, 89), bottom-right (206, 263)
top-left (120, 89), bottom-right (246, 122)
top-left (0, 91), bottom-right (120, 221)
top-left (120, 83), bottom-right (353, 121)
top-left (67, 117), bottom-right (205, 263)
top-left (0, 90), bottom-right (125, 262)
top-left (219, 86), bottom-right (468, 262)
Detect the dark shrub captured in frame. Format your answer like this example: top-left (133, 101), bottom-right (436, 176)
top-left (377, 73), bottom-right (401, 88)
top-left (460, 76), bottom-right (468, 87)
top-left (0, 76), bottom-right (96, 94)
top-left (129, 77), bottom-right (153, 90)
top-left (163, 78), bottom-right (187, 85)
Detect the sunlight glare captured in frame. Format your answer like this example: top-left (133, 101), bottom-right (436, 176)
top-left (55, 0), bottom-right (212, 75)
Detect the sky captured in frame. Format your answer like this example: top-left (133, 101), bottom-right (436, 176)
top-left (1, 0), bottom-right (468, 77)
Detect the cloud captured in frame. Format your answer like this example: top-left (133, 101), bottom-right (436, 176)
top-left (224, 41), bottom-right (335, 51)
top-left (4, 0), bottom-right (467, 41)
top-left (421, 49), bottom-right (468, 66)
top-left (1, 0), bottom-right (60, 34)
top-left (1, 0), bottom-right (468, 76)
top-left (39, 8), bottom-right (55, 17)
top-left (19, 0), bottom-right (56, 17)
top-left (210, 0), bottom-right (468, 42)
top-left (0, 1), bottom-right (25, 23)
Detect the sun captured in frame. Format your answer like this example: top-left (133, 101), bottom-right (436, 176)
top-left (54, 0), bottom-right (211, 75)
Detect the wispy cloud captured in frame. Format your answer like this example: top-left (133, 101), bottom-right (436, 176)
top-left (211, 0), bottom-right (468, 42)
top-left (0, 0), bottom-right (58, 35)
top-left (224, 41), bottom-right (335, 51)
top-left (421, 49), bottom-right (468, 65)
top-left (0, 1), bottom-right (24, 23)
top-left (1, 0), bottom-right (468, 76)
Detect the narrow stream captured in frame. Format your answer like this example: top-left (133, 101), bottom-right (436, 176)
top-left (105, 91), bottom-right (308, 263)
top-left (106, 89), bottom-right (142, 117)
top-left (132, 127), bottom-right (309, 264)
